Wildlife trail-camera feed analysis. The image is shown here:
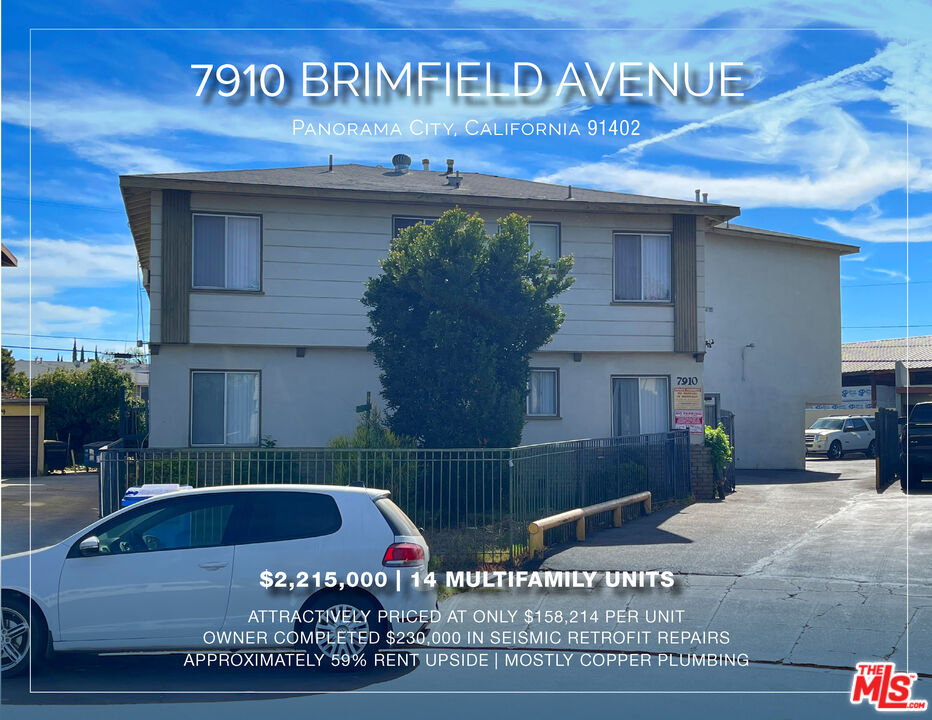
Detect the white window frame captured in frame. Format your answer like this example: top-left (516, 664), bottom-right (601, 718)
top-left (528, 222), bottom-right (561, 265)
top-left (611, 374), bottom-right (672, 436)
top-left (612, 232), bottom-right (672, 303)
top-left (526, 368), bottom-right (560, 418)
top-left (191, 212), bottom-right (262, 291)
top-left (190, 370), bottom-right (261, 447)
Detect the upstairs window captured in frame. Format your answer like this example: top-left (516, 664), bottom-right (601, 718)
top-left (528, 223), bottom-right (560, 265)
top-left (613, 233), bottom-right (671, 302)
top-left (393, 216), bottom-right (437, 238)
top-left (192, 213), bottom-right (261, 291)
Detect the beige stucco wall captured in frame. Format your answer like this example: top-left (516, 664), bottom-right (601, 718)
top-left (703, 230), bottom-right (845, 469)
top-left (148, 344), bottom-right (701, 448)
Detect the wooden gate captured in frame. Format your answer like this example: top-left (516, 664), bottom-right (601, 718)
top-left (874, 408), bottom-right (900, 492)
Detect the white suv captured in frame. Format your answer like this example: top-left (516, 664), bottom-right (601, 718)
top-left (1, 485), bottom-right (436, 676)
top-left (805, 415), bottom-right (876, 459)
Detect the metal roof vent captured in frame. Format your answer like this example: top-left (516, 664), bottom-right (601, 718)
top-left (392, 153), bottom-right (412, 174)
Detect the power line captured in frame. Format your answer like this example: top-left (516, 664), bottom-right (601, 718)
top-left (2, 332), bottom-right (146, 344)
top-left (4, 344), bottom-right (149, 358)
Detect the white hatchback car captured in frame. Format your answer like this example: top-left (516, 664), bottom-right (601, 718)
top-left (1, 485), bottom-right (436, 676)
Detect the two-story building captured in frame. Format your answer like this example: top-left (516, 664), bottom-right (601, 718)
top-left (120, 158), bottom-right (857, 469)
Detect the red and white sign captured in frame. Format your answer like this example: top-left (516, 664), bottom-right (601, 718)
top-left (674, 409), bottom-right (704, 436)
top-left (850, 662), bottom-right (927, 711)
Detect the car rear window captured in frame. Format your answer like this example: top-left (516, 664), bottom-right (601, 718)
top-left (233, 491), bottom-right (342, 544)
top-left (375, 498), bottom-right (419, 537)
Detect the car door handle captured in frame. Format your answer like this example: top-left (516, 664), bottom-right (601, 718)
top-left (199, 561), bottom-right (229, 571)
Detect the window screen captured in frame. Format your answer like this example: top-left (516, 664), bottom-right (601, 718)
top-left (612, 376), bottom-right (670, 436)
top-left (527, 369), bottom-right (559, 416)
top-left (193, 213), bottom-right (260, 290)
top-left (191, 371), bottom-right (260, 446)
top-left (614, 233), bottom-right (671, 302)
top-left (529, 223), bottom-right (560, 264)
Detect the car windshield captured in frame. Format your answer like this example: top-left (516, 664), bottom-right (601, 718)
top-left (910, 404), bottom-right (932, 424)
top-left (809, 419), bottom-right (844, 430)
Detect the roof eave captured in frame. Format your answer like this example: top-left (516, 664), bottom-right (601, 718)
top-left (118, 175), bottom-right (741, 220)
top-left (712, 225), bottom-right (859, 255)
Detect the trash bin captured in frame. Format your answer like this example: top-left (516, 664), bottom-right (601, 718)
top-left (121, 484), bottom-right (194, 549)
top-left (83, 440), bottom-right (115, 470)
top-left (43, 440), bottom-right (68, 474)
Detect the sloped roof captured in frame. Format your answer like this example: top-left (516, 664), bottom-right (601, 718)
top-left (121, 163), bottom-right (740, 215)
top-left (842, 335), bottom-right (932, 373)
top-left (121, 162), bottom-right (744, 276)
top-left (711, 223), bottom-right (859, 255)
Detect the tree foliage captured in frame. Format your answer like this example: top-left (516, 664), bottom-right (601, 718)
top-left (32, 361), bottom-right (134, 455)
top-left (1, 347), bottom-right (28, 396)
top-left (363, 208), bottom-right (574, 448)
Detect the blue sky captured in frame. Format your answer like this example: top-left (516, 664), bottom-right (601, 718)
top-left (1, 0), bottom-right (929, 360)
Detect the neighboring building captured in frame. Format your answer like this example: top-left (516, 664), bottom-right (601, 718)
top-left (15, 359), bottom-right (150, 401)
top-left (120, 159), bottom-right (856, 469)
top-left (839, 335), bottom-right (932, 417)
top-left (0, 394), bottom-right (47, 476)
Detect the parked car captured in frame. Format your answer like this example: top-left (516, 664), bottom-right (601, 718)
top-left (900, 402), bottom-right (932, 492)
top-left (805, 415), bottom-right (876, 459)
top-left (1, 485), bottom-right (435, 676)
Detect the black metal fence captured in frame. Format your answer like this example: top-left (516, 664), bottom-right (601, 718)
top-left (99, 430), bottom-right (691, 568)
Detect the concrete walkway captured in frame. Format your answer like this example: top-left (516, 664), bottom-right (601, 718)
top-left (436, 459), bottom-right (932, 677)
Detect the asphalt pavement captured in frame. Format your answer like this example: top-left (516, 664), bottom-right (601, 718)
top-left (1, 473), bottom-right (100, 555)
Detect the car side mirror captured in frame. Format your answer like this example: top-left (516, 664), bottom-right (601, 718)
top-left (79, 536), bottom-right (101, 556)
top-left (898, 417), bottom-right (907, 425)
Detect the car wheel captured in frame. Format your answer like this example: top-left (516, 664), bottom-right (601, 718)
top-left (299, 592), bottom-right (383, 672)
top-left (827, 440), bottom-right (843, 460)
top-left (865, 440), bottom-right (876, 459)
top-left (1, 595), bottom-right (46, 677)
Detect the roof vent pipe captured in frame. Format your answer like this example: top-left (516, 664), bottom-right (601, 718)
top-left (392, 153), bottom-right (412, 174)
top-left (702, 193), bottom-right (708, 203)
top-left (695, 188), bottom-right (701, 202)
top-left (422, 158), bottom-right (430, 171)
top-left (568, 185), bottom-right (573, 199)
top-left (446, 158), bottom-right (455, 175)
top-left (329, 154), bottom-right (333, 172)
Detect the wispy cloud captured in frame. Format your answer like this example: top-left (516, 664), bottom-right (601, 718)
top-left (535, 156), bottom-right (911, 209)
top-left (867, 267), bottom-right (910, 281)
top-left (817, 213), bottom-right (932, 243)
top-left (1, 237), bottom-right (139, 301)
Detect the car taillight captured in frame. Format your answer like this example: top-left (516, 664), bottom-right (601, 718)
top-left (383, 542), bottom-right (425, 566)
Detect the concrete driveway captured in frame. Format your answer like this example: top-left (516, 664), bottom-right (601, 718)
top-left (544, 458), bottom-right (928, 585)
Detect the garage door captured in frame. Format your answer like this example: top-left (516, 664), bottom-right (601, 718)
top-left (2, 415), bottom-right (39, 477)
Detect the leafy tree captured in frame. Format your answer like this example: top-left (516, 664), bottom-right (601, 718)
top-left (1, 347), bottom-right (28, 396)
top-left (363, 208), bottom-right (574, 448)
top-left (32, 361), bottom-right (134, 456)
